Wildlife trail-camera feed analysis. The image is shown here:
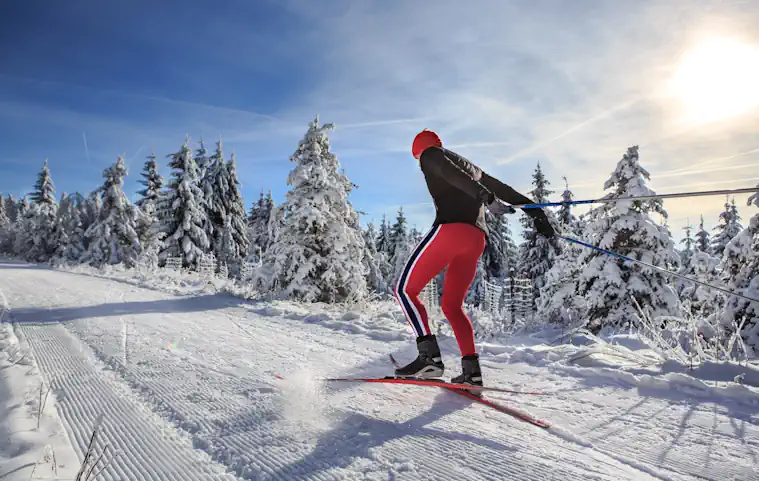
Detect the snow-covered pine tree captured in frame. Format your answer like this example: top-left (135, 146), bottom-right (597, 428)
top-left (409, 226), bottom-right (422, 244)
top-left (0, 195), bottom-right (8, 227)
top-left (536, 232), bottom-right (587, 325)
top-left (52, 193), bottom-right (86, 264)
top-left (557, 176), bottom-right (577, 228)
top-left (27, 160), bottom-right (59, 262)
top-left (711, 198), bottom-right (743, 258)
top-left (135, 152), bottom-right (164, 209)
top-left (466, 258), bottom-right (487, 306)
top-left (680, 246), bottom-right (720, 318)
top-left (676, 220), bottom-right (697, 295)
top-left (373, 215), bottom-right (394, 292)
top-left (517, 162), bottom-right (559, 304)
top-left (264, 116), bottom-right (367, 302)
top-left (214, 151), bottom-right (250, 275)
top-left (160, 137), bottom-right (210, 269)
top-left (247, 189), bottom-right (275, 259)
top-left (29, 159), bottom-right (56, 206)
top-left (680, 221), bottom-right (695, 265)
top-left (0, 195), bottom-right (10, 253)
top-left (78, 191), bottom-right (101, 252)
top-left (46, 192), bottom-right (70, 265)
top-left (483, 211), bottom-right (517, 280)
top-left (575, 145), bottom-right (682, 332)
top-left (389, 207), bottom-right (411, 283)
top-left (195, 138), bottom-right (211, 180)
top-left (362, 221), bottom-right (388, 293)
top-left (718, 186), bottom-right (759, 355)
top-left (376, 215), bottom-right (391, 254)
top-left (535, 178), bottom-right (588, 325)
top-left (695, 215), bottom-right (710, 252)
top-left (82, 156), bottom-right (149, 268)
top-left (5, 194), bottom-right (19, 224)
top-left (12, 197), bottom-right (35, 258)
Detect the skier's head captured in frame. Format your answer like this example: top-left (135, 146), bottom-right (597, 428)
top-left (412, 129), bottom-right (442, 159)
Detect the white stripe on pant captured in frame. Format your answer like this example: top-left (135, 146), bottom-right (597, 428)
top-left (394, 225), bottom-right (441, 337)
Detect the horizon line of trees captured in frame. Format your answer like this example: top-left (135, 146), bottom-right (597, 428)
top-left (1, 119), bottom-right (758, 356)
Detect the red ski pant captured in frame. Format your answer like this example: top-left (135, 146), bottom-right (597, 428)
top-left (394, 223), bottom-right (486, 357)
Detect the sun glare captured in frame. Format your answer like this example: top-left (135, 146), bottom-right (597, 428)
top-left (673, 37), bottom-right (759, 123)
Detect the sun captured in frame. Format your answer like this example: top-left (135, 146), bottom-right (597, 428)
top-left (672, 37), bottom-right (759, 124)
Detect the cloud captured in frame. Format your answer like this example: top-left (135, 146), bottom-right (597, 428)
top-left (262, 0), bottom-right (759, 241)
top-left (5, 0), bottom-right (759, 244)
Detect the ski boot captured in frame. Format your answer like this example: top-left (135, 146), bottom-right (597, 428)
top-left (394, 334), bottom-right (445, 379)
top-left (451, 354), bottom-right (483, 397)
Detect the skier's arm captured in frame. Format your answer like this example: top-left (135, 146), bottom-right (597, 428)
top-left (419, 147), bottom-right (494, 204)
top-left (479, 173), bottom-right (535, 212)
top-left (480, 172), bottom-right (556, 237)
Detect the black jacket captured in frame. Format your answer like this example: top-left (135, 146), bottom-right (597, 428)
top-left (418, 146), bottom-right (552, 236)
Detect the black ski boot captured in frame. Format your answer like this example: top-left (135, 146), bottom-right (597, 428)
top-left (394, 334), bottom-right (445, 379)
top-left (451, 354), bottom-right (483, 396)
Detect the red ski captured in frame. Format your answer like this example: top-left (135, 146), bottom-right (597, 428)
top-left (448, 388), bottom-right (550, 429)
top-left (323, 375), bottom-right (547, 396)
top-left (322, 355), bottom-right (552, 429)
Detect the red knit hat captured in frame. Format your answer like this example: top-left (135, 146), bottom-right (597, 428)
top-left (412, 129), bottom-right (442, 159)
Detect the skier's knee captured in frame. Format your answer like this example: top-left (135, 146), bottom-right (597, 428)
top-left (395, 279), bottom-right (420, 300)
top-left (441, 296), bottom-right (464, 318)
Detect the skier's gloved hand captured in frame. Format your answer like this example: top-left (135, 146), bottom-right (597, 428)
top-left (533, 215), bottom-right (556, 239)
top-left (487, 199), bottom-right (516, 216)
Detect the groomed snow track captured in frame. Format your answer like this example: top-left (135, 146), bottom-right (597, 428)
top-left (1, 259), bottom-right (757, 481)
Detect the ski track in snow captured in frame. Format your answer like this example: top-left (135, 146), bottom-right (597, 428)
top-left (0, 259), bottom-right (757, 480)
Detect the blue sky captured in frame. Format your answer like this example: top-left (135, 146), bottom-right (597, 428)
top-left (1, 0), bottom-right (759, 242)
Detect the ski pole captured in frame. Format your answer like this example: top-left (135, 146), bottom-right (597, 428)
top-left (560, 236), bottom-right (759, 305)
top-left (511, 187), bottom-right (757, 209)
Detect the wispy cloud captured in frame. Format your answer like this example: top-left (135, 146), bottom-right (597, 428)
top-left (82, 131), bottom-right (90, 163)
top-left (270, 0), bottom-right (759, 235)
top-left (4, 0), bottom-right (759, 240)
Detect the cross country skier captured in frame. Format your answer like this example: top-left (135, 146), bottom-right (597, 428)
top-left (393, 129), bottom-right (556, 389)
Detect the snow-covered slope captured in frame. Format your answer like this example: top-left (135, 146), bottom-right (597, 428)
top-left (0, 259), bottom-right (757, 480)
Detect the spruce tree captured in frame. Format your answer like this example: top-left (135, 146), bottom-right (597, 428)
top-left (82, 156), bottom-right (149, 268)
top-left (676, 220), bottom-right (697, 295)
top-left (574, 146), bottom-right (682, 332)
top-left (0, 195), bottom-right (10, 253)
top-left (195, 138), bottom-right (211, 180)
top-left (0, 196), bottom-right (7, 227)
top-left (12, 197), bottom-right (35, 258)
top-left (483, 211), bottom-right (517, 280)
top-left (557, 176), bottom-right (577, 228)
top-left (29, 159), bottom-right (56, 206)
top-left (362, 222), bottom-right (388, 293)
top-left (389, 207), bottom-right (411, 283)
top-left (214, 151), bottom-right (250, 275)
top-left (160, 137), bottom-right (210, 268)
top-left (264, 116), bottom-right (367, 302)
top-left (27, 160), bottom-right (59, 262)
top-left (374, 214), bottom-right (394, 291)
top-left (51, 193), bottom-right (86, 264)
top-left (718, 187), bottom-right (759, 355)
top-left (247, 189), bottom-right (275, 257)
top-left (136, 152), bottom-right (164, 209)
top-left (517, 162), bottom-right (559, 303)
top-left (711, 198), bottom-right (743, 258)
top-left (695, 215), bottom-right (710, 252)
top-left (5, 194), bottom-right (18, 224)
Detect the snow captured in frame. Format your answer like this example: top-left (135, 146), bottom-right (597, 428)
top-left (1, 259), bottom-right (758, 480)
